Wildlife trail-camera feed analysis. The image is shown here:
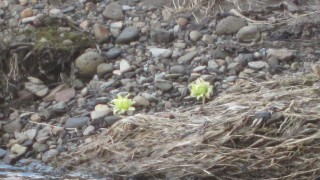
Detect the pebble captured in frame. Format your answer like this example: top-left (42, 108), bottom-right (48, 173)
top-left (24, 129), bottom-right (37, 140)
top-left (21, 8), bottom-right (33, 18)
top-left (49, 8), bottom-right (64, 19)
top-left (237, 25), bottom-right (260, 42)
top-left (51, 102), bottom-right (67, 112)
top-left (90, 110), bottom-right (110, 120)
top-left (208, 60), bottom-right (220, 71)
top-left (30, 113), bottom-right (42, 122)
top-left (225, 76), bottom-right (238, 82)
top-left (177, 51), bottom-right (198, 64)
top-left (311, 63), bottom-right (320, 78)
top-left (4, 119), bottom-right (22, 134)
top-left (116, 26), bottom-right (140, 44)
top-left (33, 142), bottom-right (49, 153)
top-left (43, 84), bottom-right (70, 102)
top-left (202, 34), bottom-right (214, 44)
top-left (104, 116), bottom-right (121, 127)
top-left (189, 30), bottom-right (202, 41)
top-left (267, 48), bottom-right (294, 61)
top-left (177, 17), bottom-right (188, 26)
top-left (248, 61), bottom-right (267, 70)
top-left (120, 59), bottom-right (132, 73)
top-left (104, 47), bottom-right (122, 60)
top-left (170, 65), bottom-right (185, 74)
top-left (83, 125), bottom-right (95, 136)
top-left (97, 63), bottom-right (113, 77)
top-left (11, 144), bottom-right (27, 155)
top-left (102, 2), bottom-right (124, 20)
top-left (42, 149), bottom-right (59, 162)
top-left (64, 117), bottom-right (90, 128)
top-left (133, 95), bottom-right (150, 107)
top-left (55, 88), bottom-right (76, 102)
top-left (216, 16), bottom-right (247, 35)
top-left (25, 82), bottom-right (49, 97)
top-left (75, 51), bottom-right (105, 77)
top-left (149, 48), bottom-right (172, 59)
top-left (155, 80), bottom-right (173, 91)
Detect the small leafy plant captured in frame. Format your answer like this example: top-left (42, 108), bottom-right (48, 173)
top-left (111, 94), bottom-right (135, 115)
top-left (189, 78), bottom-right (213, 104)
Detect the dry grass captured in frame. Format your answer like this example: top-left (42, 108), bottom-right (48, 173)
top-left (58, 74), bottom-right (320, 179)
top-left (163, 0), bottom-right (320, 24)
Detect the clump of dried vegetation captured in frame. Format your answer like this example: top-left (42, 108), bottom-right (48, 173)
top-left (58, 74), bottom-right (320, 179)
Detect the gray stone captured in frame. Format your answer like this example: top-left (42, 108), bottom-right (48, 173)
top-left (90, 110), bottom-right (110, 120)
top-left (102, 2), bottom-right (124, 20)
top-left (170, 65), bottom-right (185, 74)
top-left (225, 76), bottom-right (237, 82)
top-left (51, 102), bottom-right (66, 112)
top-left (192, 66), bottom-right (206, 72)
top-left (97, 63), bottom-right (113, 77)
top-left (105, 47), bottom-right (122, 59)
top-left (49, 8), bottom-right (63, 19)
top-left (237, 25), bottom-right (260, 42)
top-left (150, 29), bottom-right (174, 43)
top-left (208, 60), bottom-right (220, 71)
top-left (33, 142), bottom-right (49, 152)
top-left (83, 125), bottom-right (95, 136)
top-left (64, 117), bottom-right (90, 128)
top-left (267, 48), bottom-right (294, 61)
top-left (120, 59), bottom-right (132, 73)
top-left (116, 26), bottom-right (140, 44)
top-left (212, 48), bottom-right (231, 59)
top-left (248, 61), bottom-right (267, 70)
top-left (42, 149), bottom-right (59, 162)
top-left (216, 16), bottom-right (247, 35)
top-left (104, 116), bottom-right (121, 127)
top-left (25, 82), bottom-right (49, 97)
top-left (75, 51), bottom-right (105, 77)
top-left (177, 51), bottom-right (198, 64)
top-left (155, 80), bottom-right (173, 91)
top-left (4, 119), bottom-right (22, 134)
top-left (141, 93), bottom-right (159, 102)
top-left (149, 48), bottom-right (172, 59)
top-left (133, 95), bottom-right (150, 107)
top-left (24, 129), bottom-right (37, 140)
top-left (189, 30), bottom-right (202, 41)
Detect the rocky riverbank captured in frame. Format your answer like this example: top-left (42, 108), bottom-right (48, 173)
top-left (1, 0), bottom-right (320, 178)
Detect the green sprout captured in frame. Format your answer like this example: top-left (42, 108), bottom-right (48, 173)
top-left (111, 94), bottom-right (135, 115)
top-left (189, 78), bottom-right (213, 104)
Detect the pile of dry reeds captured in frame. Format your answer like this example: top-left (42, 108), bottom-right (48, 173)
top-left (58, 74), bottom-right (320, 179)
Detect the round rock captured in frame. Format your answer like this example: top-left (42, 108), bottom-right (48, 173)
top-left (97, 63), bottom-right (113, 77)
top-left (75, 51), bottom-right (105, 77)
top-left (102, 2), bottom-right (124, 20)
top-left (237, 25), bottom-right (260, 42)
top-left (189, 30), bottom-right (202, 41)
top-left (133, 95), bottom-right (150, 107)
top-left (216, 16), bottom-right (247, 35)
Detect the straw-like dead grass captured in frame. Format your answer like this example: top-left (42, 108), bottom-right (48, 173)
top-left (58, 74), bottom-right (320, 179)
